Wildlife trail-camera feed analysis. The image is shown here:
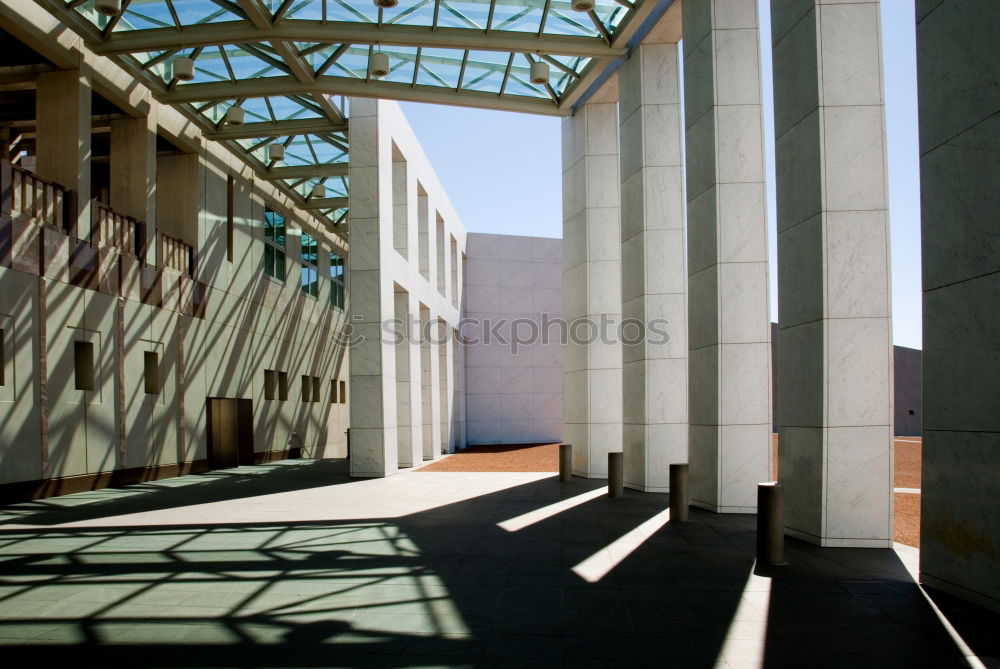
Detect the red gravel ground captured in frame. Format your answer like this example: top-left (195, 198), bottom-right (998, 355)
top-left (417, 443), bottom-right (560, 472)
top-left (420, 437), bottom-right (923, 547)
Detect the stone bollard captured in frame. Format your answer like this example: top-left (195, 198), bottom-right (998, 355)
top-left (669, 463), bottom-right (689, 522)
top-left (608, 452), bottom-right (624, 498)
top-left (757, 482), bottom-right (787, 566)
top-left (559, 444), bottom-right (572, 482)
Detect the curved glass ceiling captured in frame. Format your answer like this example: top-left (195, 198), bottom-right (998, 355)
top-left (45, 0), bottom-right (656, 233)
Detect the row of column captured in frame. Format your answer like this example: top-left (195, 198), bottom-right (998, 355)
top-left (563, 0), bottom-right (893, 547)
top-left (348, 99), bottom-right (460, 477)
top-left (34, 67), bottom-right (158, 252)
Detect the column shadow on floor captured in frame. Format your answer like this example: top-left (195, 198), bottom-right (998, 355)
top-left (0, 467), bottom-right (996, 667)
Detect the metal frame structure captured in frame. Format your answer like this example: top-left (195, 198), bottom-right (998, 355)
top-left (36, 0), bottom-right (671, 234)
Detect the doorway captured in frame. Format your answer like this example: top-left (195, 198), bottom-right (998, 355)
top-left (207, 398), bottom-right (254, 469)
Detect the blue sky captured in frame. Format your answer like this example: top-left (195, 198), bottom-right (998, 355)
top-left (400, 2), bottom-right (922, 350)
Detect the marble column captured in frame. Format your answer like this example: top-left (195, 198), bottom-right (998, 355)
top-left (347, 98), bottom-right (398, 477)
top-left (916, 0), bottom-right (1000, 611)
top-left (618, 34), bottom-right (688, 492)
top-left (35, 67), bottom-right (91, 235)
top-left (772, 0), bottom-right (893, 546)
top-left (684, 0), bottom-right (771, 512)
top-left (562, 79), bottom-right (622, 479)
top-left (110, 110), bottom-right (157, 257)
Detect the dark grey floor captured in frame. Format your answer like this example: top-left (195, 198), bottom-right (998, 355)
top-left (0, 459), bottom-right (996, 668)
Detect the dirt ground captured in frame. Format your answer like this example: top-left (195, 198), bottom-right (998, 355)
top-left (417, 443), bottom-right (560, 472)
top-left (419, 437), bottom-right (922, 547)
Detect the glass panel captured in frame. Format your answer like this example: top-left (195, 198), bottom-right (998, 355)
top-left (300, 266), bottom-right (318, 297)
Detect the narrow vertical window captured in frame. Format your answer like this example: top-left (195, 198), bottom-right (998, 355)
top-left (264, 369), bottom-right (276, 400)
top-left (339, 379), bottom-right (346, 404)
top-left (143, 351), bottom-right (160, 394)
top-left (74, 341), bottom-right (94, 391)
top-left (312, 376), bottom-right (321, 403)
top-left (0, 328), bottom-right (5, 386)
top-left (226, 175), bottom-right (235, 263)
top-left (302, 375), bottom-right (312, 402)
top-left (329, 251), bottom-right (345, 310)
top-left (263, 206), bottom-right (286, 280)
top-left (330, 379), bottom-right (337, 404)
top-left (300, 233), bottom-right (319, 298)
top-left (278, 371), bottom-right (288, 401)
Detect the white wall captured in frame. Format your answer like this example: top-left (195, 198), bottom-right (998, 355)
top-left (463, 233), bottom-right (563, 445)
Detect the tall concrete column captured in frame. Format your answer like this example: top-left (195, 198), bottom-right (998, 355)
top-left (618, 18), bottom-right (687, 493)
top-left (394, 289), bottom-right (422, 467)
top-left (772, 0), bottom-right (893, 546)
top-left (35, 67), bottom-right (91, 235)
top-left (111, 110), bottom-right (157, 258)
top-left (562, 80), bottom-right (622, 479)
top-left (917, 0), bottom-right (1000, 611)
top-left (420, 304), bottom-right (441, 460)
top-left (347, 98), bottom-right (398, 477)
top-left (684, 1), bottom-right (771, 512)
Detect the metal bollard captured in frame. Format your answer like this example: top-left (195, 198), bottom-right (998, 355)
top-left (757, 482), bottom-right (787, 566)
top-left (669, 463), bottom-right (689, 522)
top-left (608, 452), bottom-right (624, 498)
top-left (559, 444), bottom-right (573, 482)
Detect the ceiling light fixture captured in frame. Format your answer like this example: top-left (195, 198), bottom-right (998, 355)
top-left (571, 0), bottom-right (595, 11)
top-left (374, 0), bottom-right (398, 7)
top-left (224, 106), bottom-right (245, 126)
top-left (311, 183), bottom-right (326, 199)
top-left (95, 0), bottom-right (121, 16)
top-left (172, 56), bottom-right (195, 82)
top-left (530, 61), bottom-right (550, 85)
top-left (369, 52), bottom-right (390, 78)
top-left (267, 143), bottom-right (284, 162)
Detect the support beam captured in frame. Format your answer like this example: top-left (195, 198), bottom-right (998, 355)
top-left (202, 118), bottom-right (348, 140)
top-left (618, 33), bottom-right (687, 493)
top-left (161, 76), bottom-right (562, 116)
top-left (91, 21), bottom-right (626, 60)
top-left (684, 1), bottom-right (771, 512)
top-left (772, 0), bottom-right (893, 547)
top-left (917, 0), bottom-right (1000, 612)
top-left (562, 79), bottom-right (623, 479)
top-left (303, 197), bottom-right (348, 210)
top-left (265, 164), bottom-right (348, 180)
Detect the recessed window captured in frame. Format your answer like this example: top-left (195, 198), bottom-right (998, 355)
top-left (143, 351), bottom-right (160, 395)
top-left (330, 379), bottom-right (337, 404)
top-left (339, 379), bottom-right (346, 404)
top-left (264, 369), bottom-right (276, 400)
top-left (302, 375), bottom-right (312, 402)
top-left (74, 341), bottom-right (95, 391)
top-left (300, 232), bottom-right (319, 298)
top-left (226, 175), bottom-right (235, 263)
top-left (278, 371), bottom-right (288, 401)
top-left (329, 251), bottom-right (345, 310)
top-left (263, 206), bottom-right (286, 280)
top-left (312, 376), bottom-right (321, 403)
top-left (0, 328), bottom-right (5, 387)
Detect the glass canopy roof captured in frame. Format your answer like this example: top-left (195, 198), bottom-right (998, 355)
top-left (42, 0), bottom-right (664, 234)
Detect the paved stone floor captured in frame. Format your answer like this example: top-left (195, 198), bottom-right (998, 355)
top-left (0, 459), bottom-right (996, 668)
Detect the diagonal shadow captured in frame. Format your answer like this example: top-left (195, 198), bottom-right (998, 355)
top-left (0, 464), bottom-right (995, 667)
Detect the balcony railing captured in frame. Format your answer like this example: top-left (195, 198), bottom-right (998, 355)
top-left (159, 231), bottom-right (195, 277)
top-left (6, 161), bottom-right (75, 231)
top-left (91, 200), bottom-right (146, 259)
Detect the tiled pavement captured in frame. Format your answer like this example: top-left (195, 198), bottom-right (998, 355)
top-left (0, 459), bottom-right (996, 668)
